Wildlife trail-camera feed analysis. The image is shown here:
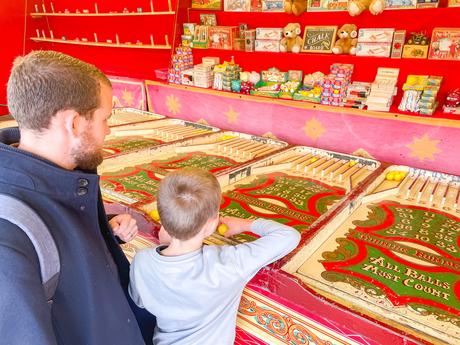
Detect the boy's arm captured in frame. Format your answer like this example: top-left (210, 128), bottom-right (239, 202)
top-left (221, 218), bottom-right (301, 280)
top-left (128, 254), bottom-right (145, 309)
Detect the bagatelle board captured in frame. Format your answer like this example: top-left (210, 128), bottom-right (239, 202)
top-left (103, 118), bottom-right (220, 158)
top-left (108, 107), bottom-right (165, 127)
top-left (0, 115), bottom-right (17, 129)
top-left (282, 166), bottom-right (460, 345)
top-left (207, 146), bottom-right (380, 246)
top-left (99, 131), bottom-right (288, 211)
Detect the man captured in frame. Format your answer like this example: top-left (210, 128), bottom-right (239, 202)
top-left (0, 51), bottom-right (154, 344)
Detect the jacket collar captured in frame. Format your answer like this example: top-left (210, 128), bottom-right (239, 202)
top-left (0, 127), bottom-right (100, 198)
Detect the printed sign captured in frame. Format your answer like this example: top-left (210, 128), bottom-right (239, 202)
top-left (302, 26), bottom-right (337, 53)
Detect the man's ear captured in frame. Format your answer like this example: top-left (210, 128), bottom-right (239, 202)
top-left (51, 109), bottom-right (81, 139)
top-left (71, 111), bottom-right (89, 137)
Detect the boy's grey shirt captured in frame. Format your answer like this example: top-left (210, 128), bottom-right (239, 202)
top-left (129, 219), bottom-right (301, 345)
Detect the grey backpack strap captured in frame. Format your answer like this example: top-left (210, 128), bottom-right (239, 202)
top-left (0, 194), bottom-right (60, 303)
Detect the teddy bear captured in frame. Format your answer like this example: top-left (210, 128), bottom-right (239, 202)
top-left (347, 0), bottom-right (385, 16)
top-left (332, 24), bottom-right (358, 55)
top-left (280, 23), bottom-right (303, 53)
top-left (284, 0), bottom-right (307, 16)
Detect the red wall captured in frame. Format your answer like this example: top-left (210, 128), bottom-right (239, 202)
top-left (0, 1), bottom-right (26, 115)
top-left (25, 0), bottom-right (179, 80)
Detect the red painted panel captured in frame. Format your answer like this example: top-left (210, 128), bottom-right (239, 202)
top-left (0, 0), bottom-right (26, 115)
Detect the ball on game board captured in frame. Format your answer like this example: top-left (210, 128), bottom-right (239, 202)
top-left (310, 157), bottom-right (318, 163)
top-left (149, 209), bottom-right (160, 222)
top-left (394, 173), bottom-right (403, 182)
top-left (217, 223), bottom-right (229, 236)
top-left (349, 160), bottom-right (357, 167)
top-left (394, 171), bottom-right (407, 181)
top-left (386, 171), bottom-right (395, 181)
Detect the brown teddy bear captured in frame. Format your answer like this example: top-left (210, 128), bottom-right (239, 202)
top-left (347, 0), bottom-right (385, 16)
top-left (280, 23), bottom-right (303, 53)
top-left (332, 24), bottom-right (358, 55)
top-left (284, 0), bottom-right (307, 16)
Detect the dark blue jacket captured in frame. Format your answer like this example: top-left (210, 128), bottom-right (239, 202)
top-left (0, 127), bottom-right (154, 345)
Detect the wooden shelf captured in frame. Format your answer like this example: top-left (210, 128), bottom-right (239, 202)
top-left (30, 37), bottom-right (171, 50)
top-left (31, 11), bottom-right (175, 18)
top-left (192, 48), bottom-right (459, 63)
top-left (147, 81), bottom-right (460, 127)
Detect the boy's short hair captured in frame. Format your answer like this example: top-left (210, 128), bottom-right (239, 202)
top-left (7, 50), bottom-right (111, 131)
top-left (158, 167), bottom-right (221, 240)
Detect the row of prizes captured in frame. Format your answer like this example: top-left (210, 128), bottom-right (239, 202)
top-left (168, 46), bottom-right (193, 84)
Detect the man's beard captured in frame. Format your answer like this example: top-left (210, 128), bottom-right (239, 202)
top-left (71, 131), bottom-right (104, 171)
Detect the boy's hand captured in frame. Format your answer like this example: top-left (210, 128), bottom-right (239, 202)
top-left (218, 217), bottom-right (254, 238)
top-left (110, 214), bottom-right (138, 242)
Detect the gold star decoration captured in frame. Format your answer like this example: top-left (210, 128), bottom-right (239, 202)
top-left (406, 134), bottom-right (441, 162)
top-left (302, 117), bottom-right (325, 141)
top-left (166, 95), bottom-right (181, 115)
top-left (197, 118), bottom-right (210, 125)
top-left (121, 89), bottom-right (134, 106)
top-left (262, 132), bottom-right (279, 140)
top-left (225, 106), bottom-right (239, 124)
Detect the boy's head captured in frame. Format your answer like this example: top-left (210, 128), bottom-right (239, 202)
top-left (157, 167), bottom-right (221, 241)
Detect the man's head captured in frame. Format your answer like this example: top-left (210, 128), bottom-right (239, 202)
top-left (7, 50), bottom-right (112, 170)
top-left (157, 167), bottom-right (222, 241)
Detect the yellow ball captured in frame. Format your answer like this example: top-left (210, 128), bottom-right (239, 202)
top-left (394, 173), bottom-right (403, 182)
top-left (310, 157), bottom-right (318, 163)
top-left (349, 160), bottom-right (357, 167)
top-left (386, 172), bottom-right (395, 181)
top-left (217, 223), bottom-right (229, 236)
top-left (218, 135), bottom-right (235, 141)
top-left (149, 209), bottom-right (160, 222)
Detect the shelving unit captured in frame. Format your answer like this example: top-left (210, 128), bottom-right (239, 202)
top-left (30, 11), bottom-right (175, 18)
top-left (27, 0), bottom-right (181, 77)
top-left (30, 37), bottom-right (171, 49)
top-left (184, 6), bottom-right (460, 119)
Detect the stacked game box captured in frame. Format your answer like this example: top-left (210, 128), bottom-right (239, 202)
top-left (366, 68), bottom-right (399, 111)
top-left (398, 75), bottom-right (443, 115)
top-left (193, 64), bottom-right (214, 88)
top-left (343, 82), bottom-right (371, 109)
top-left (168, 46), bottom-right (193, 84)
top-left (320, 63), bottom-right (354, 106)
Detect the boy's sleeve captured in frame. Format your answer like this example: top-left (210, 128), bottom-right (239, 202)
top-left (228, 219), bottom-right (301, 281)
top-left (128, 255), bottom-right (145, 309)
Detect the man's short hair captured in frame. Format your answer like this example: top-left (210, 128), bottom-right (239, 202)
top-left (7, 50), bottom-right (111, 131)
top-left (158, 167), bottom-right (222, 240)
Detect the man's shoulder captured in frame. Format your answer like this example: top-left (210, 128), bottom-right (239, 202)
top-left (0, 218), bottom-right (39, 264)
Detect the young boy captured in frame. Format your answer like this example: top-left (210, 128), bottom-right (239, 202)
top-left (129, 167), bottom-right (301, 345)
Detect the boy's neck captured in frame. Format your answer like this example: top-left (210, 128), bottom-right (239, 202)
top-left (160, 236), bottom-right (204, 256)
